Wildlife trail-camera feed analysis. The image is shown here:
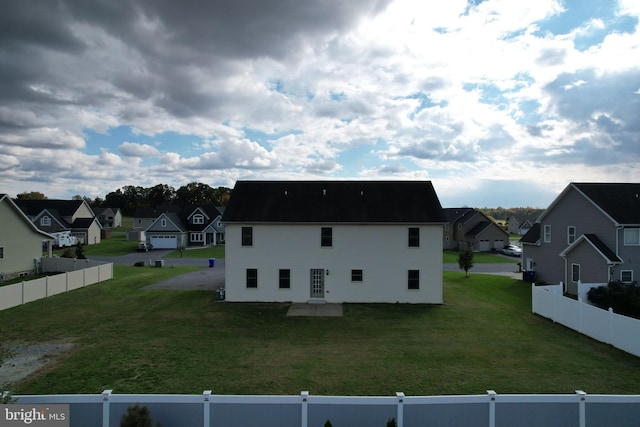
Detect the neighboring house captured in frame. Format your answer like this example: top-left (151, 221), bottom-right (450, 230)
top-left (507, 214), bottom-right (538, 235)
top-left (132, 206), bottom-right (181, 231)
top-left (521, 182), bottom-right (640, 295)
top-left (93, 207), bottom-right (122, 228)
top-left (187, 206), bottom-right (225, 246)
top-left (14, 199), bottom-right (102, 245)
top-left (443, 208), bottom-right (509, 252)
top-left (222, 180), bottom-right (446, 304)
top-left (143, 206), bottom-right (226, 249)
top-left (0, 194), bottom-right (54, 281)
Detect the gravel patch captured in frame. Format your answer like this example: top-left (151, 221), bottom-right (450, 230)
top-left (0, 342), bottom-right (74, 386)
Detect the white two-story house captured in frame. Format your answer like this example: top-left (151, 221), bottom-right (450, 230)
top-left (222, 181), bottom-right (446, 304)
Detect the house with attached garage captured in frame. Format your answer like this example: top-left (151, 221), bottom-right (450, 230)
top-left (0, 195), bottom-right (54, 282)
top-left (221, 180), bottom-right (446, 304)
top-left (144, 206), bottom-right (226, 249)
top-left (521, 182), bottom-right (640, 295)
top-left (14, 198), bottom-right (102, 245)
top-left (442, 208), bottom-right (509, 252)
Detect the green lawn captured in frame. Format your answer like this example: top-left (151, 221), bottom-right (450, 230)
top-left (443, 250), bottom-right (518, 264)
top-left (1, 268), bottom-right (639, 396)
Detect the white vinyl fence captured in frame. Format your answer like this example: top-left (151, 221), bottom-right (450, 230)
top-left (12, 390), bottom-right (640, 427)
top-left (0, 259), bottom-right (113, 312)
top-left (532, 283), bottom-right (640, 357)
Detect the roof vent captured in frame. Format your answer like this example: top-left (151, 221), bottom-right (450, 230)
top-left (323, 189), bottom-right (326, 196)
top-left (360, 190), bottom-right (364, 196)
top-left (284, 190), bottom-right (288, 196)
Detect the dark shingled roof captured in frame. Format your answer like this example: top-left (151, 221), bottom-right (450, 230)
top-left (14, 199), bottom-right (85, 217)
top-left (573, 183), bottom-right (640, 224)
top-left (520, 223), bottom-right (540, 244)
top-left (222, 181), bottom-right (445, 223)
top-left (582, 234), bottom-right (622, 263)
top-left (442, 207), bottom-right (476, 223)
top-left (465, 221), bottom-right (492, 237)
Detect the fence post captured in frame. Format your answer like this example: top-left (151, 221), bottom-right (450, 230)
top-left (301, 391), bottom-right (309, 427)
top-left (203, 390), bottom-right (211, 427)
top-left (396, 392), bottom-right (404, 427)
top-left (487, 390), bottom-right (496, 427)
top-left (608, 307), bottom-right (614, 346)
top-left (576, 390), bottom-right (586, 427)
top-left (102, 389), bottom-right (112, 427)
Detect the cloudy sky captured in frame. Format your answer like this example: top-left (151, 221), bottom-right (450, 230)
top-left (1, 0), bottom-right (639, 208)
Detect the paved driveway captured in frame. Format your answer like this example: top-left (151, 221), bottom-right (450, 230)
top-left (92, 252), bottom-right (225, 290)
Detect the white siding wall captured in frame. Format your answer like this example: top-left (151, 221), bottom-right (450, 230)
top-left (225, 224), bottom-right (443, 304)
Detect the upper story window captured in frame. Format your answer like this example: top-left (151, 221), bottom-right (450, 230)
top-left (623, 228), bottom-right (640, 246)
top-left (40, 216), bottom-right (51, 227)
top-left (543, 225), bottom-right (551, 243)
top-left (242, 227), bottom-right (253, 246)
top-left (351, 269), bottom-right (363, 282)
top-left (408, 227), bottom-right (420, 247)
top-left (321, 227), bottom-right (332, 247)
top-left (193, 214), bottom-right (204, 225)
top-left (567, 226), bottom-right (576, 245)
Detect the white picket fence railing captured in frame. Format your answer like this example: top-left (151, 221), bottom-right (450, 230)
top-left (11, 390), bottom-right (640, 427)
top-left (532, 283), bottom-right (640, 357)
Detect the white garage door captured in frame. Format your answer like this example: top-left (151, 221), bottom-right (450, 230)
top-left (150, 235), bottom-right (177, 249)
top-left (479, 240), bottom-right (491, 251)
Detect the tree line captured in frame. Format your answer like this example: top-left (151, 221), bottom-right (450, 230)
top-left (17, 182), bottom-right (232, 216)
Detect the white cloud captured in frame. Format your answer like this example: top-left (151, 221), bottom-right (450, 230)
top-left (118, 142), bottom-right (161, 157)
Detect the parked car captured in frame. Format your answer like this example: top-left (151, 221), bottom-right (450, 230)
top-left (137, 242), bottom-right (153, 252)
top-left (502, 244), bottom-right (522, 257)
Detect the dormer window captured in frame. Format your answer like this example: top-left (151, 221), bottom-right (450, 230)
top-left (40, 216), bottom-right (51, 226)
top-left (193, 214), bottom-right (204, 225)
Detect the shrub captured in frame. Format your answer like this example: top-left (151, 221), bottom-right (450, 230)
top-left (324, 420), bottom-right (333, 427)
top-left (588, 281), bottom-right (640, 319)
top-left (120, 404), bottom-right (154, 427)
top-left (386, 417), bottom-right (397, 427)
top-left (60, 248), bottom-right (75, 258)
top-left (133, 261), bottom-right (145, 267)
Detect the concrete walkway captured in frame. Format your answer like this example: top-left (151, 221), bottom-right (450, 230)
top-left (286, 303), bottom-right (343, 317)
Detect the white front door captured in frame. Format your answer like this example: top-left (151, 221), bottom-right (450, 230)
top-left (310, 269), bottom-right (325, 298)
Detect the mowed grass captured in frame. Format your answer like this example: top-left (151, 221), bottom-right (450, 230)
top-left (164, 245), bottom-right (225, 259)
top-left (1, 268), bottom-right (640, 396)
top-left (443, 250), bottom-right (517, 264)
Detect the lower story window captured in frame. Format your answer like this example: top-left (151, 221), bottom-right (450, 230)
top-left (351, 269), bottom-right (363, 282)
top-left (279, 269), bottom-right (290, 289)
top-left (408, 270), bottom-right (420, 290)
top-left (621, 270), bottom-right (633, 283)
top-left (190, 232), bottom-right (203, 242)
top-left (571, 263), bottom-right (580, 283)
top-left (246, 269), bottom-right (257, 288)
